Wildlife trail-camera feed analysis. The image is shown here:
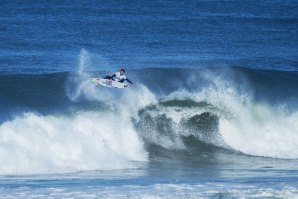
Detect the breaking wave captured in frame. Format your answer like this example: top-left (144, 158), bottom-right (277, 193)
top-left (0, 52), bottom-right (298, 174)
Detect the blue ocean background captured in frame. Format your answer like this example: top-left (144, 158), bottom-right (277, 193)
top-left (0, 0), bottom-right (298, 198)
top-left (1, 0), bottom-right (297, 73)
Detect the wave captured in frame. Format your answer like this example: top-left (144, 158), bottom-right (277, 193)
top-left (136, 94), bottom-right (298, 160)
top-left (1, 62), bottom-right (298, 174)
top-left (2, 67), bottom-right (297, 114)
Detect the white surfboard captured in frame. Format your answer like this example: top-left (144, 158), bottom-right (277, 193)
top-left (91, 78), bottom-right (128, 88)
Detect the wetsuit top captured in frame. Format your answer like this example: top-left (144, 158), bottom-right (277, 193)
top-left (112, 72), bottom-right (126, 81)
top-left (111, 72), bottom-right (133, 84)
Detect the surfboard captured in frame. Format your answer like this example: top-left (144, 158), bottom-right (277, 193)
top-left (91, 78), bottom-right (128, 88)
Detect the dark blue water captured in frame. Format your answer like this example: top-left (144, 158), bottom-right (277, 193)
top-left (0, 0), bottom-right (298, 198)
top-left (1, 0), bottom-right (297, 74)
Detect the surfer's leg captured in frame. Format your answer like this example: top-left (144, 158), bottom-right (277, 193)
top-left (104, 76), bottom-right (111, 79)
top-left (118, 79), bottom-right (124, 83)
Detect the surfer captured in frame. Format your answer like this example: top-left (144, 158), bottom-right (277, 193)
top-left (104, 69), bottom-right (133, 84)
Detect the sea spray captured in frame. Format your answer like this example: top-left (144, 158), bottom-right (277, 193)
top-left (78, 49), bottom-right (90, 75)
top-left (66, 49), bottom-right (92, 101)
top-left (66, 49), bottom-right (115, 102)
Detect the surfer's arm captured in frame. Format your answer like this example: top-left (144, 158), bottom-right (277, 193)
top-left (111, 74), bottom-right (116, 80)
top-left (126, 78), bottom-right (133, 84)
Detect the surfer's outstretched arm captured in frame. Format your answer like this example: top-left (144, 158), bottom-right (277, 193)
top-left (126, 78), bottom-right (133, 84)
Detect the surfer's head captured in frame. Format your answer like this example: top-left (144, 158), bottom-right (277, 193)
top-left (120, 68), bottom-right (125, 75)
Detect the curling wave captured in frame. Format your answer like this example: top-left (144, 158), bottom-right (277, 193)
top-left (0, 65), bottom-right (298, 175)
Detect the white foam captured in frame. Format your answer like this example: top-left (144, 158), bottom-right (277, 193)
top-left (0, 111), bottom-right (147, 175)
top-left (220, 104), bottom-right (298, 159)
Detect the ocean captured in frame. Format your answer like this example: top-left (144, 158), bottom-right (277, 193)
top-left (0, 0), bottom-right (298, 198)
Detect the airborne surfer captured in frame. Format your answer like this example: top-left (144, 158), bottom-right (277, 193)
top-left (104, 68), bottom-right (133, 85)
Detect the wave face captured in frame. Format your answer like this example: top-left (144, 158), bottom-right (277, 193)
top-left (0, 66), bottom-right (298, 174)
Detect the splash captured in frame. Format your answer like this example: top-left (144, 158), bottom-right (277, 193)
top-left (66, 49), bottom-right (113, 102)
